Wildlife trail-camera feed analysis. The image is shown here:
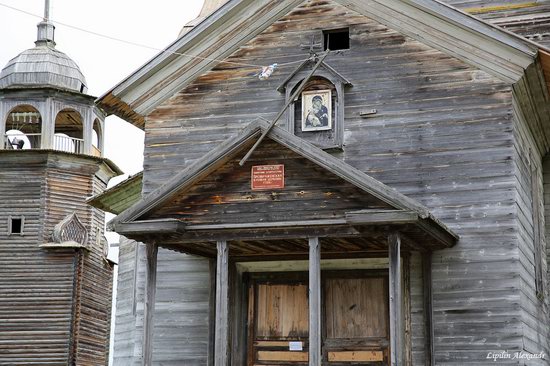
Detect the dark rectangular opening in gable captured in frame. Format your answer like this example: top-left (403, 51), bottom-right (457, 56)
top-left (9, 217), bottom-right (23, 235)
top-left (324, 28), bottom-right (349, 51)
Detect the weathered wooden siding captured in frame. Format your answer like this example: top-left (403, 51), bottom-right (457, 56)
top-left (0, 154), bottom-right (75, 365)
top-left (146, 139), bottom-right (392, 224)
top-left (409, 253), bottom-right (426, 365)
top-left (443, 0), bottom-right (550, 48)
top-left (112, 240), bottom-right (211, 366)
top-left (73, 175), bottom-right (113, 366)
top-left (0, 151), bottom-right (114, 365)
top-left (137, 0), bottom-right (550, 364)
top-left (513, 107), bottom-right (550, 363)
top-left (544, 156), bottom-right (550, 318)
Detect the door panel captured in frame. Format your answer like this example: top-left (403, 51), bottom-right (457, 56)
top-left (247, 273), bottom-right (389, 366)
top-left (250, 281), bottom-right (309, 365)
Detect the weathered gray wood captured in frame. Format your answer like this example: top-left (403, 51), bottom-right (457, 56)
top-left (422, 253), bottom-right (434, 366)
top-left (403, 254), bottom-right (412, 366)
top-left (389, 232), bottom-right (402, 366)
top-left (143, 243), bottom-right (158, 366)
top-left (97, 0), bottom-right (541, 121)
top-left (214, 240), bottom-right (229, 366)
top-left (113, 219), bottom-right (187, 234)
top-left (239, 51), bottom-right (329, 166)
top-left (308, 237), bottom-right (321, 366)
top-left (208, 259), bottom-right (216, 366)
top-left (346, 209), bottom-right (418, 225)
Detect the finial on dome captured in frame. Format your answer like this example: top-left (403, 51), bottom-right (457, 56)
top-left (36, 0), bottom-right (56, 47)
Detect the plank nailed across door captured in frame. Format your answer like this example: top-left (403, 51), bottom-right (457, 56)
top-left (308, 237), bottom-right (321, 366)
top-left (328, 351), bottom-right (384, 362)
top-left (215, 240), bottom-right (229, 366)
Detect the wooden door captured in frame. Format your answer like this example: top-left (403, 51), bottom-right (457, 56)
top-left (248, 279), bottom-right (310, 365)
top-left (246, 273), bottom-right (389, 366)
top-left (323, 274), bottom-right (389, 365)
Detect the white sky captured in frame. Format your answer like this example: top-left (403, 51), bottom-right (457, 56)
top-left (0, 0), bottom-right (204, 181)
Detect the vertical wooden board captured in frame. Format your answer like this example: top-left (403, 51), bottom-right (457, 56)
top-left (143, 244), bottom-right (158, 366)
top-left (215, 240), bottom-right (229, 366)
top-left (256, 283), bottom-right (309, 338)
top-left (389, 232), bottom-right (402, 366)
top-left (308, 237), bottom-right (321, 366)
top-left (325, 278), bottom-right (388, 338)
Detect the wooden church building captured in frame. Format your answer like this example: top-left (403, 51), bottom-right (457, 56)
top-left (0, 1), bottom-right (120, 364)
top-left (92, 0), bottom-right (550, 364)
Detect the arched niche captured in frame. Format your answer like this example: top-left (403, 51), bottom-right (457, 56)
top-left (55, 108), bottom-right (84, 154)
top-left (278, 59), bottom-right (352, 150)
top-left (92, 118), bottom-right (102, 157)
top-left (3, 105), bottom-right (42, 149)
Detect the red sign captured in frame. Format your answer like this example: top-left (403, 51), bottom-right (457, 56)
top-left (251, 165), bottom-right (285, 190)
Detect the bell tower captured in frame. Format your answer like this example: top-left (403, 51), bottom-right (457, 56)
top-left (0, 1), bottom-right (121, 364)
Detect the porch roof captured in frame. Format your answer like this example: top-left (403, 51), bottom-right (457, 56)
top-left (107, 120), bottom-right (458, 257)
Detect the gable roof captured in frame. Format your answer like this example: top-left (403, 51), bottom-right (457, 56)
top-left (109, 120), bottom-right (456, 245)
top-left (97, 0), bottom-right (549, 129)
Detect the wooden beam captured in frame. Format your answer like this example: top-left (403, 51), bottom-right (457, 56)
top-left (308, 237), bottom-right (321, 366)
top-left (215, 240), bottom-right (229, 366)
top-left (346, 209), bottom-right (418, 225)
top-left (113, 219), bottom-right (186, 235)
top-left (388, 232), bottom-right (402, 366)
top-left (403, 255), bottom-right (412, 366)
top-left (422, 253), bottom-right (434, 366)
top-left (143, 243), bottom-right (158, 366)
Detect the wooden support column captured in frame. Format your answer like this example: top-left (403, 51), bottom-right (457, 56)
top-left (422, 253), bottom-right (434, 366)
top-left (308, 237), bottom-right (321, 366)
top-left (389, 232), bottom-right (402, 366)
top-left (215, 240), bottom-right (229, 366)
top-left (143, 243), bottom-right (158, 366)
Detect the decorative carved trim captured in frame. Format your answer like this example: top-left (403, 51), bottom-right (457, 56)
top-left (45, 212), bottom-right (89, 249)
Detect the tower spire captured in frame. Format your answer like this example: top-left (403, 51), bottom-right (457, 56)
top-left (44, 0), bottom-right (50, 21)
top-left (36, 0), bottom-right (55, 47)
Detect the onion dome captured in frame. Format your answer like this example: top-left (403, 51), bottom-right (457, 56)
top-left (0, 2), bottom-right (87, 94)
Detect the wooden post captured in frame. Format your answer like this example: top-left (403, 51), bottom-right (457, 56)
top-left (422, 253), bottom-right (434, 366)
top-left (143, 243), bottom-right (158, 366)
top-left (215, 240), bottom-right (229, 366)
top-left (389, 232), bottom-right (402, 366)
top-left (308, 237), bottom-right (321, 366)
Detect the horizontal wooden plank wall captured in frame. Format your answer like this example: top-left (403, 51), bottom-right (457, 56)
top-left (112, 241), bottom-right (211, 365)
top-left (0, 152), bottom-right (114, 364)
top-left (443, 0), bottom-right (550, 48)
top-left (112, 237), bottom-right (140, 364)
top-left (409, 253), bottom-right (427, 365)
top-left (146, 139), bottom-right (392, 224)
top-left (73, 175), bottom-right (113, 365)
top-left (0, 158), bottom-right (74, 364)
top-left (142, 1), bottom-right (525, 363)
top-left (513, 107), bottom-right (550, 359)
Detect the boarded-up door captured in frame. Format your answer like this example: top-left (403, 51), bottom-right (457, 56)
top-left (247, 273), bottom-right (389, 365)
top-left (324, 275), bottom-right (389, 364)
top-left (248, 280), bottom-right (310, 365)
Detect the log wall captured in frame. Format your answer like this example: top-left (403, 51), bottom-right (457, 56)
top-left (0, 151), bottom-right (114, 365)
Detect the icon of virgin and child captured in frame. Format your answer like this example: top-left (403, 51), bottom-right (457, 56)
top-left (302, 90), bottom-right (332, 131)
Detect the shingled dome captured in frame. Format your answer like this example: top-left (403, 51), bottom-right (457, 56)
top-left (0, 45), bottom-right (88, 94)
